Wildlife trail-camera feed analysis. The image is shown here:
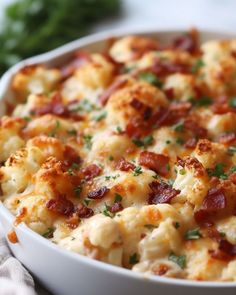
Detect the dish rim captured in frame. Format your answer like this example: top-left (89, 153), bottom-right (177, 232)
top-left (1, 27), bottom-right (236, 288)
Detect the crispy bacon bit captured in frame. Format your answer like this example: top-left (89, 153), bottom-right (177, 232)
top-left (153, 264), bottom-right (169, 276)
top-left (77, 204), bottom-right (94, 218)
top-left (219, 239), bottom-right (236, 256)
top-left (126, 117), bottom-right (150, 138)
top-left (173, 30), bottom-right (199, 53)
top-left (61, 51), bottom-right (92, 79)
top-left (184, 138), bottom-right (197, 149)
top-left (82, 164), bottom-right (102, 181)
top-left (100, 79), bottom-right (128, 105)
top-left (110, 202), bottom-right (123, 213)
top-left (63, 145), bottom-right (81, 167)
top-left (156, 102), bottom-right (191, 127)
top-left (116, 157), bottom-right (135, 172)
top-left (148, 181), bottom-right (180, 204)
top-left (219, 133), bottom-right (236, 144)
top-left (143, 107), bottom-right (152, 120)
top-left (130, 98), bottom-right (144, 110)
top-left (194, 188), bottom-right (226, 224)
top-left (177, 157), bottom-right (205, 177)
top-left (164, 88), bottom-right (174, 100)
top-left (139, 151), bottom-right (170, 176)
top-left (151, 58), bottom-right (189, 77)
top-left (184, 119), bottom-right (207, 138)
top-left (87, 186), bottom-right (110, 200)
top-left (7, 230), bottom-right (18, 244)
top-left (32, 93), bottom-right (67, 117)
top-left (46, 195), bottom-right (74, 216)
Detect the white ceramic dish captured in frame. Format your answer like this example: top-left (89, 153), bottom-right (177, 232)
top-left (1, 28), bottom-right (236, 295)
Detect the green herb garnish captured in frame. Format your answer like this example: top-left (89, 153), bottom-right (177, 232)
top-left (184, 228), bottom-right (201, 240)
top-left (207, 163), bottom-right (227, 180)
top-left (173, 122), bottom-right (184, 132)
top-left (176, 137), bottom-right (184, 145)
top-left (132, 135), bottom-right (154, 148)
top-left (48, 120), bottom-right (60, 137)
top-left (114, 193), bottom-right (122, 203)
top-left (229, 97), bottom-right (236, 108)
top-left (93, 111), bottom-right (107, 122)
top-left (189, 96), bottom-right (212, 107)
top-left (228, 146), bottom-right (236, 156)
top-left (133, 166), bottom-right (143, 176)
top-left (43, 227), bottom-right (54, 238)
top-left (129, 253), bottom-right (139, 265)
top-left (139, 72), bottom-right (162, 88)
top-left (83, 134), bottom-right (93, 150)
top-left (67, 129), bottom-right (77, 136)
top-left (74, 186), bottom-right (82, 197)
top-left (191, 59), bottom-right (205, 73)
top-left (168, 252), bottom-right (186, 269)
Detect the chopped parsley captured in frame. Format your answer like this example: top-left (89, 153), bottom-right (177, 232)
top-left (23, 116), bottom-right (31, 122)
top-left (166, 140), bottom-right (171, 144)
top-left (43, 228), bottom-right (54, 239)
top-left (176, 137), bottom-right (184, 145)
top-left (191, 59), bottom-right (205, 73)
top-left (122, 65), bottom-right (136, 73)
top-left (132, 135), bottom-right (154, 148)
top-left (74, 186), bottom-right (82, 197)
top-left (83, 135), bottom-right (93, 150)
top-left (105, 176), bottom-right (111, 181)
top-left (138, 72), bottom-right (163, 88)
top-left (68, 162), bottom-right (80, 175)
top-left (174, 222), bottom-right (180, 229)
top-left (83, 198), bottom-right (91, 206)
top-left (129, 253), bottom-right (139, 265)
top-left (133, 166), bottom-right (143, 176)
top-left (67, 129), bottom-right (77, 136)
top-left (48, 120), bottom-right (60, 137)
top-left (184, 228), bottom-right (201, 240)
top-left (207, 163), bottom-right (227, 180)
top-left (172, 122), bottom-right (184, 132)
top-left (108, 155), bottom-right (114, 161)
top-left (114, 193), bottom-right (122, 203)
top-left (230, 165), bottom-right (236, 173)
top-left (93, 111), bottom-right (107, 122)
top-left (168, 252), bottom-right (186, 269)
top-left (189, 96), bottom-right (213, 107)
top-left (112, 174), bottom-right (120, 180)
top-left (70, 99), bottom-right (96, 113)
top-left (102, 203), bottom-right (113, 218)
top-left (229, 97), bottom-right (236, 108)
top-left (179, 169), bottom-right (186, 175)
top-left (228, 146), bottom-right (236, 156)
top-left (116, 126), bottom-right (123, 134)
top-left (219, 232), bottom-right (226, 238)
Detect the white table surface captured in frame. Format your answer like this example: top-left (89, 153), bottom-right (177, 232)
top-left (0, 0), bottom-right (236, 294)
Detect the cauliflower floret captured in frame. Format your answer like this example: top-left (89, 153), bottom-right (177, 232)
top-left (193, 139), bottom-right (229, 169)
top-left (164, 73), bottom-right (197, 101)
top-left (0, 147), bottom-right (44, 196)
top-left (109, 36), bottom-right (157, 63)
top-left (114, 204), bottom-right (183, 267)
top-left (27, 136), bottom-right (65, 160)
top-left (62, 54), bottom-right (114, 103)
top-left (216, 216), bottom-right (236, 245)
top-left (173, 157), bottom-right (210, 206)
top-left (13, 93), bottom-right (49, 117)
top-left (88, 131), bottom-right (132, 163)
top-left (23, 114), bottom-right (78, 140)
top-left (201, 40), bottom-right (236, 95)
top-left (222, 260), bottom-right (236, 281)
top-left (58, 214), bottom-right (122, 266)
top-left (0, 116), bottom-right (25, 162)
top-left (207, 112), bottom-right (236, 139)
top-left (150, 127), bottom-right (185, 159)
top-left (133, 259), bottom-right (186, 279)
top-left (184, 238), bottom-right (226, 281)
top-left (106, 81), bottom-right (168, 129)
top-left (12, 66), bottom-right (61, 101)
top-left (139, 218), bottom-right (182, 261)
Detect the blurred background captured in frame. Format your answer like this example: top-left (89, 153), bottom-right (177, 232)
top-left (1, 0), bottom-right (236, 76)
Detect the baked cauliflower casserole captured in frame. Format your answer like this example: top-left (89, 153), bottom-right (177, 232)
top-left (2, 30), bottom-right (236, 282)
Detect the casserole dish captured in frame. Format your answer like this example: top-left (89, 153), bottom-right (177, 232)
top-left (1, 28), bottom-right (236, 295)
